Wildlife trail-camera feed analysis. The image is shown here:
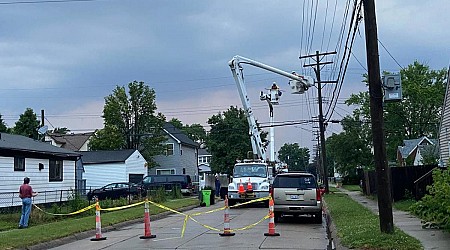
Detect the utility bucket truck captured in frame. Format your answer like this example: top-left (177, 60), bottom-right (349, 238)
top-left (227, 55), bottom-right (312, 206)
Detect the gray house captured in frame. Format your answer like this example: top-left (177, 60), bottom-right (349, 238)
top-left (439, 67), bottom-right (450, 167)
top-left (150, 123), bottom-right (200, 182)
top-left (0, 133), bottom-right (81, 207)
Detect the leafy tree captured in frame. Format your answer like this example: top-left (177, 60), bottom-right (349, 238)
top-left (168, 118), bottom-right (206, 143)
top-left (88, 81), bottom-right (167, 168)
top-left (332, 61), bottom-right (447, 167)
top-left (277, 143), bottom-right (310, 171)
top-left (206, 106), bottom-right (267, 175)
top-left (13, 108), bottom-right (40, 139)
top-left (0, 114), bottom-right (8, 132)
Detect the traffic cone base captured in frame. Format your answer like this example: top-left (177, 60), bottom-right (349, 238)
top-left (264, 231), bottom-right (280, 237)
top-left (140, 235), bottom-right (156, 239)
top-left (219, 232), bottom-right (235, 236)
top-left (90, 237), bottom-right (107, 241)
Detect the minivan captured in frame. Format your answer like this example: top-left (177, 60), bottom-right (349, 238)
top-left (141, 174), bottom-right (193, 195)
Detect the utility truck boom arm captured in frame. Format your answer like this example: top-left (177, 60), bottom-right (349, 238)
top-left (228, 55), bottom-right (312, 160)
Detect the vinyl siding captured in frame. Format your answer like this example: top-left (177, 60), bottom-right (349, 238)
top-left (84, 162), bottom-right (127, 189)
top-left (439, 68), bottom-right (450, 167)
top-left (124, 150), bottom-right (147, 176)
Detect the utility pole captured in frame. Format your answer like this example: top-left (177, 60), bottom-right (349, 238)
top-left (363, 0), bottom-right (394, 233)
top-left (300, 51), bottom-right (337, 193)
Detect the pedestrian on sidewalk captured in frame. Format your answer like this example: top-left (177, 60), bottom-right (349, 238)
top-left (215, 174), bottom-right (221, 197)
top-left (18, 177), bottom-right (38, 229)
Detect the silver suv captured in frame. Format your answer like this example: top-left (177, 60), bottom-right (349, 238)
top-left (271, 172), bottom-right (323, 223)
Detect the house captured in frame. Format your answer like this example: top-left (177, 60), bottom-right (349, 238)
top-left (150, 123), bottom-right (200, 183)
top-left (198, 148), bottom-right (212, 189)
top-left (45, 132), bottom-right (94, 151)
top-left (0, 133), bottom-right (81, 208)
top-left (397, 136), bottom-right (438, 166)
top-left (438, 67), bottom-right (450, 167)
top-left (80, 149), bottom-right (147, 189)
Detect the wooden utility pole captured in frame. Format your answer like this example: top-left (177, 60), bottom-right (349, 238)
top-left (300, 51), bottom-right (337, 193)
top-left (363, 0), bottom-right (394, 233)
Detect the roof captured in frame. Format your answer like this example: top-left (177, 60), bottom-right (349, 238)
top-left (80, 149), bottom-right (137, 164)
top-left (198, 148), bottom-right (210, 156)
top-left (398, 136), bottom-right (435, 158)
top-left (0, 132), bottom-right (81, 159)
top-left (47, 132), bottom-right (94, 151)
top-left (163, 123), bottom-right (199, 148)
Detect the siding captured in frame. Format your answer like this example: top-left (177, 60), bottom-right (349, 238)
top-left (124, 150), bottom-right (147, 176)
top-left (151, 137), bottom-right (198, 182)
top-left (0, 156), bottom-right (76, 208)
top-left (84, 163), bottom-right (126, 189)
top-left (439, 68), bottom-right (450, 167)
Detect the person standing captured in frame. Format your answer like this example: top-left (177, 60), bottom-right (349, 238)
top-left (214, 174), bottom-right (221, 197)
top-left (18, 177), bottom-right (38, 229)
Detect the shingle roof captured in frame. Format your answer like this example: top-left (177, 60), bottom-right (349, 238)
top-left (198, 148), bottom-right (210, 156)
top-left (80, 149), bottom-right (136, 164)
top-left (47, 132), bottom-right (94, 151)
top-left (163, 123), bottom-right (199, 148)
top-left (0, 133), bottom-right (80, 158)
top-left (398, 136), bottom-right (435, 158)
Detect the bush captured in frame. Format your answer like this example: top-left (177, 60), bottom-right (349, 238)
top-left (149, 187), bottom-right (167, 203)
top-left (410, 168), bottom-right (450, 230)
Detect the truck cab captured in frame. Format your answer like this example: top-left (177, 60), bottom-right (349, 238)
top-left (227, 160), bottom-right (272, 206)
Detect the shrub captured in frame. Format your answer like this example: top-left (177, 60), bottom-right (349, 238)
top-left (410, 168), bottom-right (450, 230)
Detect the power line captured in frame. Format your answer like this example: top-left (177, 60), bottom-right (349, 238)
top-left (0, 0), bottom-right (103, 5)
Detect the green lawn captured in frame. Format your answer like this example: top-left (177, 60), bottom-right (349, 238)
top-left (324, 192), bottom-right (422, 250)
top-left (393, 199), bottom-right (416, 212)
top-left (341, 184), bottom-right (362, 191)
top-left (0, 197), bottom-right (199, 249)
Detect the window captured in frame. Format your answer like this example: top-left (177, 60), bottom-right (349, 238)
top-left (165, 143), bottom-right (174, 156)
top-left (156, 169), bottom-right (175, 175)
top-left (14, 157), bottom-right (25, 171)
top-left (49, 160), bottom-right (63, 182)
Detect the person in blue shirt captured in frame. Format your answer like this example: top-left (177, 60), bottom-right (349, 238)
top-left (214, 174), bottom-right (221, 197)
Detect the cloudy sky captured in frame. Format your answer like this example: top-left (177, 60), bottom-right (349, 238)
top-left (1, 0), bottom-right (449, 158)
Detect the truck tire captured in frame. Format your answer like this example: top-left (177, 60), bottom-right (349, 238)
top-left (228, 199), bottom-right (236, 207)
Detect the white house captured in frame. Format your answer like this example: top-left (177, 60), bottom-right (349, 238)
top-left (81, 149), bottom-right (147, 189)
top-left (0, 133), bottom-right (81, 208)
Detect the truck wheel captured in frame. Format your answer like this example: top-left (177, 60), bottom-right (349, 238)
top-left (228, 199), bottom-right (236, 207)
top-left (314, 212), bottom-right (323, 224)
top-left (274, 212), bottom-right (281, 223)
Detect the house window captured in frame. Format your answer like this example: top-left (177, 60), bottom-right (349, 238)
top-left (156, 169), bottom-right (176, 175)
top-left (165, 143), bottom-right (174, 156)
top-left (14, 157), bottom-right (25, 171)
top-left (49, 160), bottom-right (63, 182)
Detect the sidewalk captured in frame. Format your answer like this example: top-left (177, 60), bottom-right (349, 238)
top-left (336, 187), bottom-right (450, 250)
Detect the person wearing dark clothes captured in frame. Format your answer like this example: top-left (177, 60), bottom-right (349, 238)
top-left (214, 174), bottom-right (221, 197)
top-left (18, 177), bottom-right (38, 229)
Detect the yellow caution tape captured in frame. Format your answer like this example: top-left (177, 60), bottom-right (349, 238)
top-left (147, 200), bottom-right (188, 216)
top-left (100, 200), bottom-right (146, 211)
top-left (187, 216), bottom-right (222, 231)
top-left (189, 206), bottom-right (226, 216)
top-left (231, 214), bottom-right (270, 232)
top-left (33, 203), bottom-right (96, 216)
top-left (228, 196), bottom-right (270, 209)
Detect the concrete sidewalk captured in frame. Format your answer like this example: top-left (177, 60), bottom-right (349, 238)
top-left (336, 187), bottom-right (450, 250)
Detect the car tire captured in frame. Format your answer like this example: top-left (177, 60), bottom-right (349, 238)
top-left (314, 212), bottom-right (323, 224)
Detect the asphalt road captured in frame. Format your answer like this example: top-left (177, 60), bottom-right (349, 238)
top-left (48, 200), bottom-right (329, 250)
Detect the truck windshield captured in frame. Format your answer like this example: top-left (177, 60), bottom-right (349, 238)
top-left (234, 164), bottom-right (267, 178)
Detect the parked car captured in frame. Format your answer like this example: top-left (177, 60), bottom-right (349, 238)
top-left (271, 172), bottom-right (323, 223)
top-left (140, 174), bottom-right (193, 195)
top-left (87, 182), bottom-right (143, 201)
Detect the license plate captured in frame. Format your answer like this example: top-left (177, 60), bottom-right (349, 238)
top-left (290, 195), bottom-right (299, 199)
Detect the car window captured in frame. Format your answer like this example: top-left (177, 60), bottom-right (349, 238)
top-left (274, 175), bottom-right (317, 189)
top-left (168, 176), bottom-right (185, 182)
top-left (104, 184), bottom-right (116, 189)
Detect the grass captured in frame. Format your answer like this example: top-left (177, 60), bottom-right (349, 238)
top-left (393, 199), bottom-right (416, 212)
top-left (324, 192), bottom-right (423, 250)
top-left (341, 184), bottom-right (362, 191)
top-left (0, 197), bottom-right (199, 249)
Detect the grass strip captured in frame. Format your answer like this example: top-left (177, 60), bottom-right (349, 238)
top-left (0, 197), bottom-right (199, 249)
top-left (341, 184), bottom-right (362, 192)
top-left (325, 192), bottom-right (422, 250)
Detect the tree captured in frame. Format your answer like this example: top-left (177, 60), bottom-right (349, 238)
top-left (336, 61), bottom-right (447, 165)
top-left (277, 143), bottom-right (310, 171)
top-left (14, 108), bottom-right (40, 139)
top-left (0, 114), bottom-right (8, 132)
top-left (88, 81), bottom-right (167, 168)
top-left (168, 118), bottom-right (207, 143)
top-left (206, 106), bottom-right (267, 175)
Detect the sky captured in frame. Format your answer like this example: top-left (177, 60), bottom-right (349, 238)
top-left (0, 0), bottom-right (449, 159)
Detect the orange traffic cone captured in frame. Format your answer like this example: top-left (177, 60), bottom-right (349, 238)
top-left (219, 195), bottom-right (235, 236)
top-left (247, 178), bottom-right (253, 192)
top-left (91, 198), bottom-right (107, 241)
top-left (238, 179), bottom-right (245, 194)
top-left (264, 195), bottom-right (280, 236)
top-left (140, 199), bottom-right (156, 239)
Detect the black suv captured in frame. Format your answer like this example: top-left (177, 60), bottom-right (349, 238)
top-left (271, 172), bottom-right (323, 223)
top-left (140, 175), bottom-right (193, 195)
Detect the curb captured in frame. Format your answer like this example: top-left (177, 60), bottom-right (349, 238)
top-left (323, 198), bottom-right (350, 250)
top-left (26, 204), bottom-right (200, 250)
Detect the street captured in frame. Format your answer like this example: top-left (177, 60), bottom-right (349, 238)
top-left (49, 200), bottom-right (330, 250)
